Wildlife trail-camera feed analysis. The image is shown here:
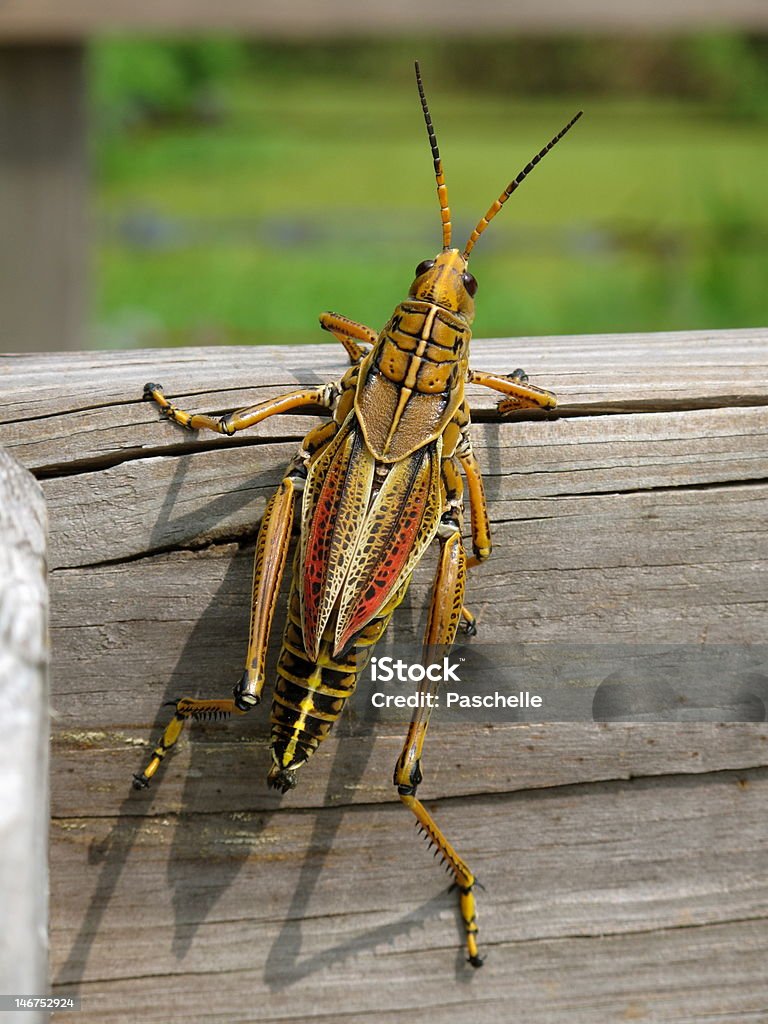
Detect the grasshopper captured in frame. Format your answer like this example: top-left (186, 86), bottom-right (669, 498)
top-left (134, 63), bottom-right (581, 967)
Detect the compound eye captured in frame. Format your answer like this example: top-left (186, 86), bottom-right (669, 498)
top-left (415, 259), bottom-right (436, 277)
top-left (462, 271), bottom-right (478, 297)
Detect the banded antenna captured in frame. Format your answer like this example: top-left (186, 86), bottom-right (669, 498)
top-left (463, 110), bottom-right (583, 261)
top-left (415, 61), bottom-right (452, 250)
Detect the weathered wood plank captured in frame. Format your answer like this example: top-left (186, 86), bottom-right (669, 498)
top-left (48, 479), bottom-right (768, 713)
top-left (50, 720), bottom-right (768, 818)
top-left (35, 406), bottom-right (768, 568)
top-left (3, 335), bottom-right (767, 1021)
top-left (52, 769), bottom-right (768, 1023)
top-left (2, 329), bottom-right (766, 471)
top-left (0, 450), bottom-right (48, 1019)
top-left (1, 0), bottom-right (767, 38)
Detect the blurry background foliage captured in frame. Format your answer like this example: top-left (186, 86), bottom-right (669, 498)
top-left (89, 36), bottom-right (768, 348)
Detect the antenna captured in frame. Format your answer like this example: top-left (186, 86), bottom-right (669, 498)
top-left (463, 110), bottom-right (583, 261)
top-left (415, 62), bottom-right (452, 250)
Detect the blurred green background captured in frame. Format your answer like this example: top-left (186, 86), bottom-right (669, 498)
top-left (90, 36), bottom-right (768, 347)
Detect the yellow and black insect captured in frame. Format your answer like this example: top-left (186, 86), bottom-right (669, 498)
top-left (134, 63), bottom-right (581, 967)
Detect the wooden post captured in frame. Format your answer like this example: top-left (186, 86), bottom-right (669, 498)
top-left (0, 45), bottom-right (87, 353)
top-left (0, 450), bottom-right (48, 1019)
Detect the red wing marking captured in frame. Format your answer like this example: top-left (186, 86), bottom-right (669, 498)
top-left (334, 441), bottom-right (441, 654)
top-left (301, 423), bottom-right (375, 661)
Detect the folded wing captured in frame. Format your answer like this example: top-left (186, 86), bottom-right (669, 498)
top-left (301, 420), bottom-right (441, 660)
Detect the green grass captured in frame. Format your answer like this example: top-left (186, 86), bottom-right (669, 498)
top-left (93, 71), bottom-right (768, 347)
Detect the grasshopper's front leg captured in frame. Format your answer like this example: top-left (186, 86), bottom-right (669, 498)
top-left (319, 311), bottom-right (377, 365)
top-left (143, 381), bottom-right (336, 435)
top-left (468, 367), bottom-right (557, 415)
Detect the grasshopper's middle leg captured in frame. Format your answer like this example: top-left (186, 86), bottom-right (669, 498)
top-left (456, 438), bottom-right (492, 574)
top-left (442, 412), bottom-right (495, 634)
top-left (394, 505), bottom-right (483, 967)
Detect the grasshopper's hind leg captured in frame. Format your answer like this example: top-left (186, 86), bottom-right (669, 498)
top-left (133, 418), bottom-right (339, 790)
top-left (132, 467), bottom-right (301, 790)
top-left (133, 698), bottom-right (247, 789)
top-left (460, 605), bottom-right (478, 636)
top-left (394, 508), bottom-right (483, 967)
top-left (134, 382), bottom-right (343, 790)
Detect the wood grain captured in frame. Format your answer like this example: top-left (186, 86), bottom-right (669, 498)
top-left (52, 770), bottom-right (768, 1022)
top-left (3, 334), bottom-right (767, 1022)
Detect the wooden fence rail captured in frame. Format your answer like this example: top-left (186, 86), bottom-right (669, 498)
top-left (1, 328), bottom-right (767, 1022)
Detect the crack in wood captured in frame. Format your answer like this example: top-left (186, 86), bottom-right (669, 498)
top-left (22, 393), bottom-right (768, 482)
top-left (49, 764), bottom-right (768, 820)
top-left (32, 434), bottom-right (305, 480)
top-left (45, 473), bottom-right (767, 573)
top-left (54, 911), bottom-right (768, 994)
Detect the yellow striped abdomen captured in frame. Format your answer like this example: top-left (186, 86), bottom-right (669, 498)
top-left (268, 568), bottom-right (409, 792)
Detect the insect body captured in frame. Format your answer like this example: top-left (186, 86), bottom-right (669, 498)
top-left (134, 64), bottom-right (581, 967)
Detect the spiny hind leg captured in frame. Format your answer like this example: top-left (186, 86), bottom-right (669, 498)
top-left (134, 465), bottom-right (303, 790)
top-left (398, 791), bottom-right (482, 968)
top-left (133, 698), bottom-right (246, 789)
top-left (394, 522), bottom-right (483, 967)
top-left (319, 311), bottom-right (377, 365)
top-left (236, 418), bottom-right (341, 708)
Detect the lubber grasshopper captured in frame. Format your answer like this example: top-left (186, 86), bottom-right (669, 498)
top-left (134, 63), bottom-right (581, 967)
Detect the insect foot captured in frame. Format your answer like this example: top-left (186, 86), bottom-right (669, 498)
top-left (459, 612), bottom-right (478, 637)
top-left (460, 884), bottom-right (483, 962)
top-left (456, 880), bottom-right (484, 968)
